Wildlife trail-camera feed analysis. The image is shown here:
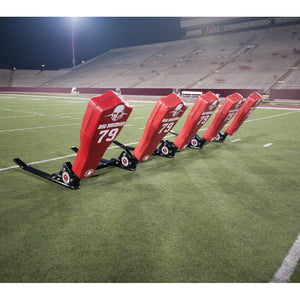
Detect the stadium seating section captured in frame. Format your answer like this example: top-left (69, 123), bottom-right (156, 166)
top-left (1, 25), bottom-right (300, 92)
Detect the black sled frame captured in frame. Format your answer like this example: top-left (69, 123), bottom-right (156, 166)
top-left (13, 158), bottom-right (81, 190)
top-left (13, 136), bottom-right (183, 190)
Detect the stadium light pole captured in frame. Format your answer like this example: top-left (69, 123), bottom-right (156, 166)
top-left (71, 18), bottom-right (76, 68)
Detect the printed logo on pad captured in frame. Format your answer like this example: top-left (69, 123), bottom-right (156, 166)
top-left (170, 104), bottom-right (184, 117)
top-left (209, 100), bottom-right (219, 110)
top-left (106, 104), bottom-right (128, 122)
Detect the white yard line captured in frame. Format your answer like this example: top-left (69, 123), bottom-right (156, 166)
top-left (263, 143), bottom-right (273, 147)
top-left (1, 134), bottom-right (174, 172)
top-left (0, 108), bottom-right (46, 116)
top-left (55, 101), bottom-right (85, 103)
top-left (271, 233), bottom-right (300, 283)
top-left (0, 123), bottom-right (81, 133)
top-left (230, 139), bottom-right (242, 143)
top-left (0, 115), bottom-right (39, 119)
top-left (1, 108), bottom-right (299, 169)
top-left (258, 106), bottom-right (300, 111)
top-left (130, 116), bottom-right (149, 120)
top-left (0, 93), bottom-right (89, 100)
top-left (244, 111), bottom-right (299, 123)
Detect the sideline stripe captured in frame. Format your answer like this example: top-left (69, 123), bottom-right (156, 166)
top-left (0, 123), bottom-right (133, 133)
top-left (0, 123), bottom-right (81, 133)
top-left (271, 233), bottom-right (300, 283)
top-left (259, 106), bottom-right (300, 111)
top-left (0, 115), bottom-right (38, 119)
top-left (244, 111), bottom-right (299, 123)
top-left (0, 93), bottom-right (89, 100)
top-left (0, 134), bottom-right (174, 172)
top-left (0, 109), bottom-right (298, 169)
top-left (263, 143), bottom-right (273, 147)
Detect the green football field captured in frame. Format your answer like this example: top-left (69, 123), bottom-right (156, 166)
top-left (0, 93), bottom-right (299, 283)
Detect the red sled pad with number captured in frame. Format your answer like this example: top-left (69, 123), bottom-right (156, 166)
top-left (225, 92), bottom-right (262, 136)
top-left (72, 91), bottom-right (133, 179)
top-left (203, 92), bottom-right (244, 142)
top-left (173, 91), bottom-right (219, 150)
top-left (133, 93), bottom-right (187, 162)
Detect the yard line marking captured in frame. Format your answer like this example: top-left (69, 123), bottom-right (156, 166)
top-left (0, 108), bottom-right (46, 116)
top-left (244, 111), bottom-right (299, 123)
top-left (0, 122), bottom-right (131, 133)
top-left (271, 232), bottom-right (300, 283)
top-left (231, 139), bottom-right (241, 143)
top-left (0, 115), bottom-right (38, 119)
top-left (0, 93), bottom-right (89, 100)
top-left (259, 106), bottom-right (300, 111)
top-left (128, 100), bottom-right (157, 104)
top-left (0, 109), bottom-right (297, 170)
top-left (0, 134), bottom-right (175, 172)
top-left (0, 123), bottom-right (81, 133)
top-left (263, 143), bottom-right (273, 147)
top-left (139, 127), bottom-right (145, 130)
top-left (55, 101), bottom-right (85, 103)
top-left (130, 116), bottom-right (148, 120)
top-left (24, 98), bottom-right (46, 101)
top-left (133, 108), bottom-right (156, 111)
top-left (1, 97), bottom-right (46, 101)
top-left (0, 165), bottom-right (19, 171)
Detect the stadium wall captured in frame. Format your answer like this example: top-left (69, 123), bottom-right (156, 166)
top-left (1, 86), bottom-right (300, 100)
top-left (0, 87), bottom-right (116, 94)
top-left (269, 89), bottom-right (300, 100)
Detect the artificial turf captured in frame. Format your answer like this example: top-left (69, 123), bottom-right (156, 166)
top-left (0, 93), bottom-right (299, 282)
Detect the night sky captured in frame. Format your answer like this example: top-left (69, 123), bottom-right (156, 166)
top-left (0, 17), bottom-right (184, 70)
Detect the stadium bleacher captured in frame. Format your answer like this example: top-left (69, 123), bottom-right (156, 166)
top-left (0, 24), bottom-right (300, 94)
top-left (0, 69), bottom-right (11, 86)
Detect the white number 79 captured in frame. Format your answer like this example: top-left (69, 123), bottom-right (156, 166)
top-left (97, 128), bottom-right (119, 143)
top-left (158, 122), bottom-right (174, 134)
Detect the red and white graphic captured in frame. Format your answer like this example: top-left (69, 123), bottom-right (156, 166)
top-left (106, 104), bottom-right (128, 121)
top-left (170, 103), bottom-right (184, 117)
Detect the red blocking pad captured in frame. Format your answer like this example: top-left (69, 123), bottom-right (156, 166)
top-left (72, 91), bottom-right (133, 179)
top-left (225, 92), bottom-right (262, 136)
top-left (173, 91), bottom-right (219, 149)
top-left (203, 92), bottom-right (244, 142)
top-left (133, 93), bottom-right (187, 162)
